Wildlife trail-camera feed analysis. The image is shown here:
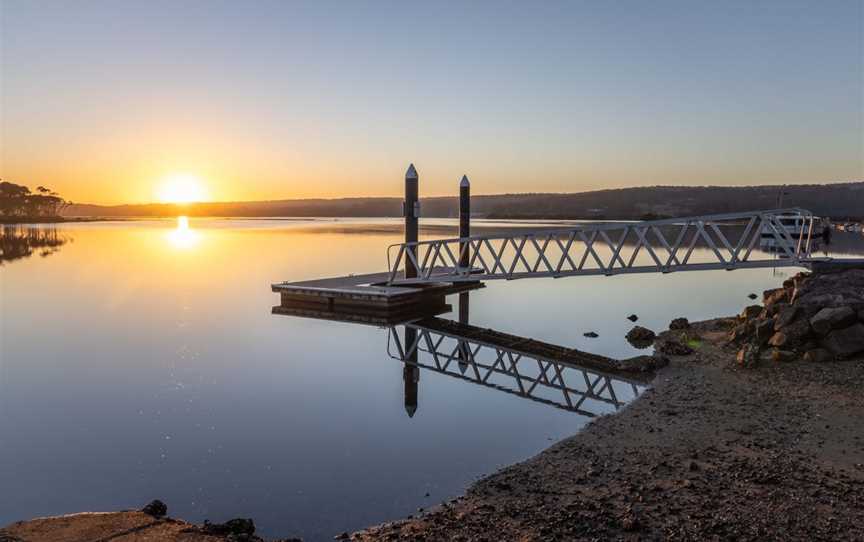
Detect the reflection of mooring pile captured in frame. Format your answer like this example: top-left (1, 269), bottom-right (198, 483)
top-left (388, 317), bottom-right (647, 417)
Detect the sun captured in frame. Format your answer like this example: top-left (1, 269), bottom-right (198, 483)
top-left (156, 173), bottom-right (210, 204)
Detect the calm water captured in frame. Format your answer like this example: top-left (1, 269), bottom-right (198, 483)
top-left (1, 219), bottom-right (861, 540)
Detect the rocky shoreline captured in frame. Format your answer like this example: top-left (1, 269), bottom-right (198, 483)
top-left (3, 270), bottom-right (864, 541)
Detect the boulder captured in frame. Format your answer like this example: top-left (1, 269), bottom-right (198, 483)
top-left (141, 499), bottom-right (167, 518)
top-left (740, 305), bottom-right (762, 321)
top-left (626, 326), bottom-right (656, 345)
top-left (729, 321), bottom-right (754, 343)
top-left (773, 305), bottom-right (799, 331)
top-left (627, 314), bottom-right (639, 322)
top-left (803, 348), bottom-right (834, 363)
top-left (736, 344), bottom-right (759, 369)
top-left (669, 317), bottom-right (690, 330)
top-left (763, 288), bottom-right (788, 307)
top-left (771, 349), bottom-right (797, 363)
top-left (754, 319), bottom-right (775, 344)
top-left (748, 293), bottom-right (758, 300)
top-left (810, 306), bottom-right (857, 336)
top-left (583, 331), bottom-right (598, 338)
top-left (770, 318), bottom-right (811, 349)
top-left (766, 301), bottom-right (788, 317)
top-left (768, 332), bottom-right (786, 348)
top-left (822, 323), bottom-right (864, 358)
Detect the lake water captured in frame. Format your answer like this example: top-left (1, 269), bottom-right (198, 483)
top-left (1, 218), bottom-right (861, 540)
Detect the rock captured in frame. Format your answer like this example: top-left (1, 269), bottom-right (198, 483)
top-left (728, 321), bottom-right (753, 343)
top-left (769, 318), bottom-right (811, 348)
top-left (754, 319), bottom-right (775, 344)
top-left (768, 332), bottom-right (787, 348)
top-left (803, 348), bottom-right (834, 363)
top-left (773, 305), bottom-right (799, 331)
top-left (202, 518), bottom-right (255, 536)
top-left (335, 533), bottom-right (350, 540)
top-left (771, 349), bottom-right (797, 363)
top-left (740, 305), bottom-right (762, 321)
top-left (810, 306), bottom-right (857, 336)
top-left (669, 317), bottom-right (690, 330)
top-left (657, 339), bottom-right (694, 356)
top-left (627, 314), bottom-right (639, 322)
top-left (141, 500), bottom-right (167, 518)
top-left (736, 344), bottom-right (759, 369)
top-left (625, 326), bottom-right (656, 346)
top-left (583, 331), bottom-right (598, 338)
top-left (763, 288), bottom-right (789, 308)
top-left (748, 293), bottom-right (758, 300)
top-left (766, 300), bottom-right (788, 317)
top-left (822, 323), bottom-right (864, 358)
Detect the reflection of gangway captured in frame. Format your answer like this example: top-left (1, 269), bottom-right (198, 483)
top-left (386, 208), bottom-right (821, 284)
top-left (272, 296), bottom-right (649, 417)
top-left (387, 318), bottom-right (646, 417)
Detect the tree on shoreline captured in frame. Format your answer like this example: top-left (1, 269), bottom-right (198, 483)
top-left (0, 180), bottom-right (69, 218)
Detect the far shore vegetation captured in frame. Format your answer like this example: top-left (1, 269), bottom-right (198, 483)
top-left (0, 180), bottom-right (70, 223)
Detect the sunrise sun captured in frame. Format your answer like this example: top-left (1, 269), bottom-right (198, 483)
top-left (156, 173), bottom-right (210, 204)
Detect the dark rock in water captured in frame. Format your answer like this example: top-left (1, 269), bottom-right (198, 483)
top-left (335, 533), bottom-right (350, 540)
top-left (773, 305), bottom-right (800, 331)
top-left (823, 323), bottom-right (864, 358)
top-left (748, 293), bottom-right (758, 300)
top-left (658, 339), bottom-right (694, 356)
top-left (625, 326), bottom-right (656, 345)
top-left (771, 349), bottom-right (797, 363)
top-left (583, 331), bottom-right (599, 338)
top-left (810, 306), bottom-right (857, 336)
top-left (627, 314), bottom-right (639, 322)
top-left (804, 348), bottom-right (834, 363)
top-left (141, 499), bottom-right (167, 518)
top-left (736, 344), bottom-right (759, 369)
top-left (202, 518), bottom-right (255, 536)
top-left (740, 305), bottom-right (762, 321)
top-left (669, 317), bottom-right (689, 330)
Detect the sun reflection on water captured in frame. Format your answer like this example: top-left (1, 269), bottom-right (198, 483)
top-left (166, 216), bottom-right (200, 250)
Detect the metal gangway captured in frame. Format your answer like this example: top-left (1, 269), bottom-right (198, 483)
top-left (388, 317), bottom-right (647, 416)
top-left (386, 208), bottom-right (819, 284)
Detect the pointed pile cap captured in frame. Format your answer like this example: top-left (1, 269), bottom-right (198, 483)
top-left (406, 164), bottom-right (418, 179)
top-left (460, 175), bottom-right (470, 187)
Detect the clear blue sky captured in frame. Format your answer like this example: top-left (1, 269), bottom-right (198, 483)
top-left (1, 0), bottom-right (861, 203)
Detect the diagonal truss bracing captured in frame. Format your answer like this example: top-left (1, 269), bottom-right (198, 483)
top-left (386, 208), bottom-right (817, 284)
top-left (387, 320), bottom-right (646, 416)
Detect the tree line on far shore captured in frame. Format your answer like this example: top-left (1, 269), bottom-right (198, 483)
top-left (0, 180), bottom-right (69, 218)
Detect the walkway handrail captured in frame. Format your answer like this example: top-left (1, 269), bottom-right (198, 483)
top-left (386, 208), bottom-right (817, 284)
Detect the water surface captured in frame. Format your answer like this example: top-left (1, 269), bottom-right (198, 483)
top-left (1, 219), bottom-right (861, 540)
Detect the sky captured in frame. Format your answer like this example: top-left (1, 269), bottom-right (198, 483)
top-left (1, 0), bottom-right (862, 205)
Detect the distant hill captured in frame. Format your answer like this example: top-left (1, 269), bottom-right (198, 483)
top-left (64, 182), bottom-right (864, 220)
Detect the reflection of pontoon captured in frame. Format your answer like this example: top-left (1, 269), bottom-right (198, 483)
top-left (760, 214), bottom-right (821, 250)
top-left (272, 293), bottom-right (650, 417)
